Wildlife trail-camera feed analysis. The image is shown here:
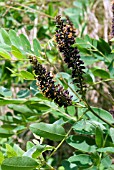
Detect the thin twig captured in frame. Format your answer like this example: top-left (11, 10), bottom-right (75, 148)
top-left (1, 4), bottom-right (54, 19)
top-left (91, 78), bottom-right (114, 85)
top-left (15, 3), bottom-right (54, 19)
top-left (48, 108), bottom-right (89, 158)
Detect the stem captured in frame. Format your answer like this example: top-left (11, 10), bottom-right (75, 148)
top-left (47, 91), bottom-right (114, 162)
top-left (48, 109), bottom-right (88, 158)
top-left (39, 155), bottom-right (55, 170)
top-left (90, 78), bottom-right (114, 86)
top-left (42, 160), bottom-right (55, 170)
top-left (49, 126), bottom-right (72, 158)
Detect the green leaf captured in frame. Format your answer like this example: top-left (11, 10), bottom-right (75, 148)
top-left (55, 72), bottom-right (71, 90)
top-left (97, 147), bottom-right (114, 153)
top-left (24, 145), bottom-right (45, 158)
top-left (67, 135), bottom-right (96, 153)
top-left (13, 144), bottom-right (24, 156)
top-left (0, 44), bottom-right (11, 51)
top-left (64, 7), bottom-right (81, 20)
top-left (0, 98), bottom-right (26, 106)
top-left (0, 115), bottom-right (14, 123)
top-left (0, 152), bottom-right (4, 165)
top-left (95, 126), bottom-right (103, 148)
top-left (84, 73), bottom-right (94, 84)
top-left (84, 35), bottom-right (92, 44)
top-left (73, 119), bottom-right (94, 134)
top-left (92, 68), bottom-right (110, 79)
top-left (1, 156), bottom-right (38, 170)
top-left (68, 154), bottom-right (92, 165)
top-left (26, 142), bottom-right (34, 151)
top-left (12, 50), bottom-right (24, 60)
top-left (11, 46), bottom-right (26, 60)
top-left (20, 71), bottom-right (34, 80)
top-left (33, 38), bottom-right (41, 57)
top-left (24, 144), bottom-right (53, 158)
top-left (53, 118), bottom-right (65, 126)
top-left (27, 103), bottom-right (50, 111)
top-left (67, 106), bottom-right (76, 116)
top-left (74, 38), bottom-right (91, 49)
top-left (19, 34), bottom-right (31, 52)
top-left (110, 128), bottom-right (114, 143)
top-left (9, 30), bottom-right (21, 48)
top-left (73, 1), bottom-right (83, 8)
top-left (81, 55), bottom-right (98, 66)
top-left (86, 107), bottom-right (114, 124)
top-left (101, 155), bottom-right (112, 169)
top-left (6, 144), bottom-right (17, 158)
top-left (30, 80), bottom-right (38, 95)
top-left (8, 104), bottom-right (34, 116)
top-left (0, 87), bottom-right (12, 97)
top-left (0, 28), bottom-right (11, 45)
top-left (56, 72), bottom-right (71, 80)
top-left (0, 48), bottom-right (11, 60)
top-left (92, 39), bottom-right (97, 47)
top-left (30, 122), bottom-right (66, 141)
top-left (14, 126), bottom-right (26, 133)
top-left (97, 38), bottom-right (111, 55)
top-left (73, 119), bottom-right (105, 135)
top-left (62, 160), bottom-right (79, 170)
top-left (108, 59), bottom-right (114, 77)
top-left (109, 164), bottom-right (114, 170)
top-left (62, 160), bottom-right (77, 170)
top-left (17, 89), bottom-right (30, 98)
top-left (0, 128), bottom-right (13, 138)
top-left (48, 3), bottom-right (53, 16)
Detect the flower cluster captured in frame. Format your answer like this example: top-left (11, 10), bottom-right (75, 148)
top-left (111, 1), bottom-right (114, 37)
top-left (29, 56), bottom-right (72, 107)
top-left (55, 15), bottom-right (85, 96)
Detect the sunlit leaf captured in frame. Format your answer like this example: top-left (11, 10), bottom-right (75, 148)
top-left (1, 156), bottom-right (38, 170)
top-left (95, 126), bottom-right (103, 148)
top-left (0, 152), bottom-right (4, 165)
top-left (33, 38), bottom-right (41, 57)
top-left (0, 128), bottom-right (13, 138)
top-left (6, 144), bottom-right (17, 158)
top-left (0, 48), bottom-right (11, 60)
top-left (92, 68), bottom-right (110, 79)
top-left (67, 135), bottom-right (96, 153)
top-left (0, 28), bottom-right (11, 45)
top-left (0, 87), bottom-right (12, 97)
top-left (19, 34), bottom-right (31, 52)
top-left (30, 122), bottom-right (66, 141)
top-left (9, 30), bottom-right (21, 48)
top-left (20, 71), bottom-right (34, 80)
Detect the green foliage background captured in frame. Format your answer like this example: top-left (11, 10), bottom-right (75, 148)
top-left (0, 0), bottom-right (114, 169)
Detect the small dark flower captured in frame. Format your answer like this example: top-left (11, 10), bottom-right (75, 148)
top-left (55, 15), bottom-right (85, 97)
top-left (29, 56), bottom-right (72, 107)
